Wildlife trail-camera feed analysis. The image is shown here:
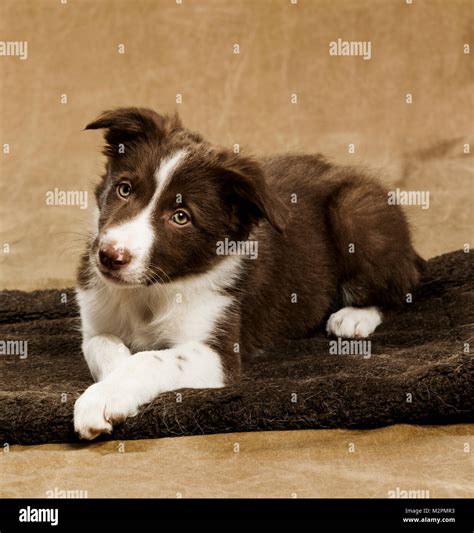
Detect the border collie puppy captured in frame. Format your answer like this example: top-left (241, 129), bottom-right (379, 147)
top-left (74, 107), bottom-right (423, 439)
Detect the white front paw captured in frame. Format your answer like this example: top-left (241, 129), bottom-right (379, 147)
top-left (74, 381), bottom-right (139, 440)
top-left (326, 306), bottom-right (382, 338)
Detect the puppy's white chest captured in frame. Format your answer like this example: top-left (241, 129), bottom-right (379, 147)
top-left (122, 302), bottom-right (167, 351)
top-left (77, 287), bottom-right (160, 351)
top-left (77, 280), bottom-right (234, 353)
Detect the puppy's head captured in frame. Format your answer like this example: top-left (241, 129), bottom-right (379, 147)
top-left (84, 107), bottom-right (286, 286)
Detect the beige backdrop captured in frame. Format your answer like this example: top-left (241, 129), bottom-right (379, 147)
top-left (0, 0), bottom-right (472, 290)
top-left (1, 0), bottom-right (473, 500)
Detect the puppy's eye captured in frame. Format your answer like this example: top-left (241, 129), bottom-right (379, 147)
top-left (117, 182), bottom-right (132, 199)
top-left (171, 210), bottom-right (191, 226)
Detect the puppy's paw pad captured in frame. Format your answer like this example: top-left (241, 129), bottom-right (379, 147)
top-left (326, 307), bottom-right (382, 339)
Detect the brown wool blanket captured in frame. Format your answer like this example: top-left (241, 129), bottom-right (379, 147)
top-left (0, 250), bottom-right (472, 445)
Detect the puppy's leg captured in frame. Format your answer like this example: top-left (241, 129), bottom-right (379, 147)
top-left (82, 334), bottom-right (132, 382)
top-left (74, 341), bottom-right (226, 440)
top-left (326, 306), bottom-right (382, 338)
top-left (327, 174), bottom-right (423, 311)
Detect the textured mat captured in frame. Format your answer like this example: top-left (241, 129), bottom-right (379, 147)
top-left (0, 250), bottom-right (472, 445)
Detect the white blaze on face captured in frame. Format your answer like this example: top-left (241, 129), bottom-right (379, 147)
top-left (154, 150), bottom-right (188, 198)
top-left (99, 150), bottom-right (188, 283)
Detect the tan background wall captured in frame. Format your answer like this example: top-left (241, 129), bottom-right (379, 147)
top-left (1, 0), bottom-right (472, 290)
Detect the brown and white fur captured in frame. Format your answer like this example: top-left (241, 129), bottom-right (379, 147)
top-left (74, 107), bottom-right (423, 439)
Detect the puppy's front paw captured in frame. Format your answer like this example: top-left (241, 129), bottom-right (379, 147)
top-left (74, 382), bottom-right (139, 440)
top-left (326, 306), bottom-right (382, 338)
top-left (74, 383), bottom-right (112, 440)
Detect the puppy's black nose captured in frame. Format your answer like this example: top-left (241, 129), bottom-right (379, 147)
top-left (98, 244), bottom-right (131, 270)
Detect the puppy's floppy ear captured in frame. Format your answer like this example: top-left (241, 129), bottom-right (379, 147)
top-left (219, 152), bottom-right (288, 236)
top-left (85, 107), bottom-right (182, 156)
